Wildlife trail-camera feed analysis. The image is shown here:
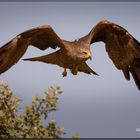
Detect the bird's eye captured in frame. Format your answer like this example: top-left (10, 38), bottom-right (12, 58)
top-left (83, 51), bottom-right (88, 55)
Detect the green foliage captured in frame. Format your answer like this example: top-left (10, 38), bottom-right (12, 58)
top-left (0, 81), bottom-right (66, 138)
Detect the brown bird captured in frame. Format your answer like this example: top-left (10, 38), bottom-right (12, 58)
top-left (0, 20), bottom-right (140, 90)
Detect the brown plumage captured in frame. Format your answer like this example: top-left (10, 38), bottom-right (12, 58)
top-left (0, 20), bottom-right (140, 90)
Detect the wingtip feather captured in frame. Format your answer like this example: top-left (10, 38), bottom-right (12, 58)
top-left (130, 67), bottom-right (140, 91)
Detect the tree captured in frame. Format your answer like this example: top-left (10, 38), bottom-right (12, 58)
top-left (0, 81), bottom-right (66, 138)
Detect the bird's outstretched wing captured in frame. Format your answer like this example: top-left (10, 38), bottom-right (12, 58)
top-left (0, 24), bottom-right (65, 74)
top-left (88, 20), bottom-right (140, 90)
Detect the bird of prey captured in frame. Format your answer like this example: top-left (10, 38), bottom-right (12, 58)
top-left (0, 20), bottom-right (140, 90)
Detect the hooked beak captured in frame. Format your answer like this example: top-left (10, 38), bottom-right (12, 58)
top-left (89, 55), bottom-right (92, 60)
top-left (83, 51), bottom-right (92, 60)
top-left (88, 51), bottom-right (92, 60)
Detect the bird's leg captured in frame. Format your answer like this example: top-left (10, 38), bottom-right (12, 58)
top-left (72, 66), bottom-right (78, 75)
top-left (62, 68), bottom-right (67, 77)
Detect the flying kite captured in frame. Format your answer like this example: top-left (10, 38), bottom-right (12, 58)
top-left (0, 20), bottom-right (140, 90)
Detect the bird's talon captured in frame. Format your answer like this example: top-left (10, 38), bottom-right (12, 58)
top-left (62, 68), bottom-right (67, 77)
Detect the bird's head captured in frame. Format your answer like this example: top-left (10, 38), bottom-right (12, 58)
top-left (81, 50), bottom-right (92, 61)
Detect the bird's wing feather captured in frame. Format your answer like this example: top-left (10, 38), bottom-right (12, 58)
top-left (88, 20), bottom-right (140, 90)
top-left (0, 24), bottom-right (65, 74)
top-left (20, 24), bottom-right (65, 50)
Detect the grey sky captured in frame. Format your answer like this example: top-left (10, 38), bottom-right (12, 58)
top-left (0, 2), bottom-right (140, 138)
